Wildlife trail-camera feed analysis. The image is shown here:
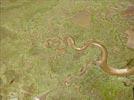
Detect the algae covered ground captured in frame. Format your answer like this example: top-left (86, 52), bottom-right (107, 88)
top-left (0, 0), bottom-right (134, 100)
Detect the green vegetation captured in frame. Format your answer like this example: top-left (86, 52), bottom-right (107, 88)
top-left (0, 0), bottom-right (134, 100)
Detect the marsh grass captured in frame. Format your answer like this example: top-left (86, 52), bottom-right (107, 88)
top-left (0, 0), bottom-right (134, 100)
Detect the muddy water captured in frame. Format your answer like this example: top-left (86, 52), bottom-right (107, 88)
top-left (71, 10), bottom-right (91, 28)
top-left (125, 29), bottom-right (134, 49)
